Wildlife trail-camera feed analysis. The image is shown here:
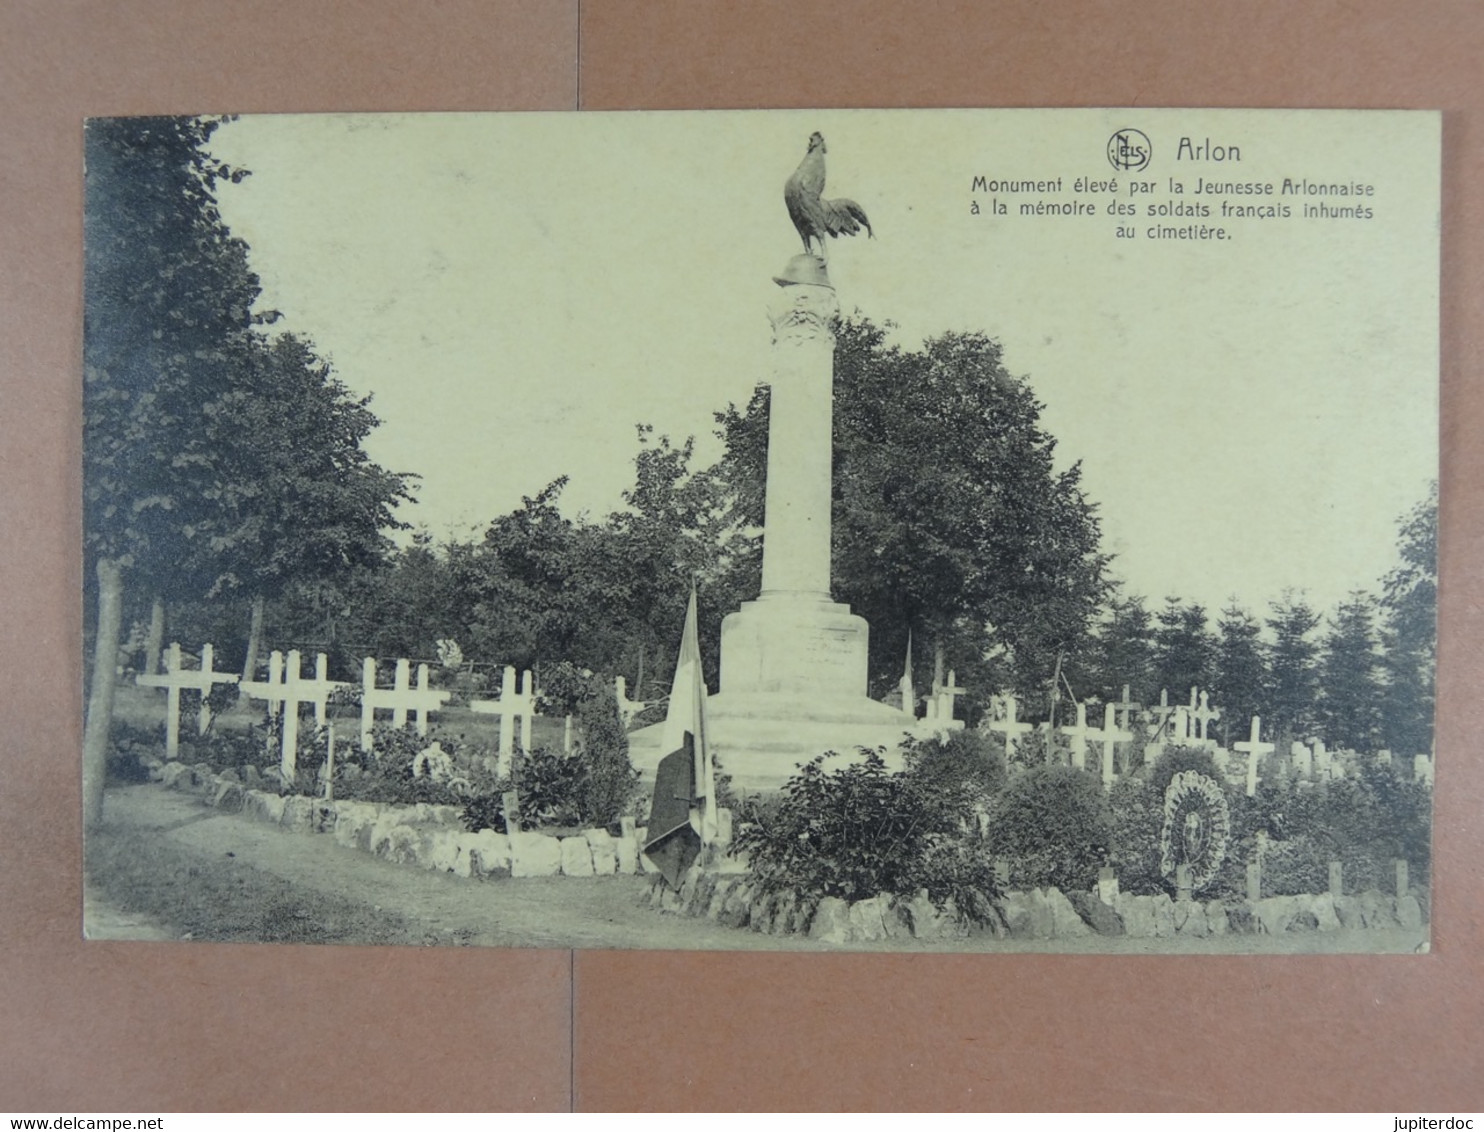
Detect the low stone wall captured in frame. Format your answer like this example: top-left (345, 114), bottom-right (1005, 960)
top-left (648, 874), bottom-right (1431, 945)
top-left (151, 760), bottom-right (652, 880)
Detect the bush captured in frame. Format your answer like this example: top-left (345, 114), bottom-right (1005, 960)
top-left (105, 723), bottom-right (160, 784)
top-left (1261, 835), bottom-right (1328, 896)
top-left (735, 750), bottom-right (1000, 919)
top-left (986, 764), bottom-right (1111, 892)
top-left (1148, 745), bottom-right (1224, 799)
top-left (574, 681), bottom-right (638, 826)
top-left (1106, 775), bottom-right (1164, 895)
top-left (902, 729), bottom-right (1007, 806)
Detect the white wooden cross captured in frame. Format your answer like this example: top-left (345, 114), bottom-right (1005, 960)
top-left (614, 675), bottom-right (646, 727)
top-left (360, 657), bottom-right (451, 754)
top-left (1092, 702), bottom-right (1133, 789)
top-left (1146, 687), bottom-right (1175, 740)
top-left (924, 669), bottom-right (967, 735)
top-left (1233, 715), bottom-right (1275, 797)
top-left (1192, 690), bottom-right (1220, 741)
top-left (1059, 701), bottom-right (1092, 771)
top-left (471, 665), bottom-right (536, 775)
top-left (136, 642), bottom-right (240, 760)
top-left (279, 651), bottom-right (347, 780)
top-left (1113, 684), bottom-right (1142, 731)
top-left (239, 649), bottom-right (287, 720)
top-left (986, 693), bottom-right (1034, 757)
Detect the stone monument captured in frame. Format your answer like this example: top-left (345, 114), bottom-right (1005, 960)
top-left (627, 138), bottom-right (936, 790)
top-left (628, 259), bottom-right (926, 790)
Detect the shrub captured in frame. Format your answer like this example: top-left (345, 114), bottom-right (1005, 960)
top-left (105, 723), bottom-right (160, 784)
top-left (1148, 745), bottom-right (1224, 799)
top-left (574, 681), bottom-right (638, 826)
top-left (1106, 775), bottom-right (1164, 895)
top-left (902, 729), bottom-right (1007, 806)
top-left (735, 750), bottom-right (1000, 918)
top-left (1261, 834), bottom-right (1328, 896)
top-left (510, 745), bottom-right (588, 828)
top-left (986, 764), bottom-right (1111, 892)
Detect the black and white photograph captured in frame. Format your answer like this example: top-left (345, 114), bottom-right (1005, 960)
top-left (82, 108), bottom-right (1439, 952)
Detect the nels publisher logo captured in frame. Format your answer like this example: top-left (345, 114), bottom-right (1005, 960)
top-left (1107, 128), bottom-right (1152, 173)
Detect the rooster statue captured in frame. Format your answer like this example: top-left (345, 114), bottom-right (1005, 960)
top-left (784, 132), bottom-right (873, 262)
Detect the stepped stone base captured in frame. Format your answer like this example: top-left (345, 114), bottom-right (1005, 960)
top-left (627, 689), bottom-right (922, 793)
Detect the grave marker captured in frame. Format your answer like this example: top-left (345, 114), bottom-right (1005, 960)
top-left (280, 650), bottom-right (349, 780)
top-left (360, 657), bottom-right (451, 753)
top-left (924, 669), bottom-right (967, 735)
top-left (1328, 861), bottom-right (1343, 900)
top-left (1097, 867), bottom-right (1119, 906)
top-left (986, 693), bottom-right (1034, 758)
top-left (471, 665), bottom-right (537, 775)
top-left (1246, 860), bottom-right (1262, 904)
top-left (1092, 702), bottom-right (1133, 789)
top-left (136, 642), bottom-right (240, 760)
top-left (1113, 684), bottom-right (1142, 731)
top-left (1059, 702), bottom-right (1092, 771)
top-left (1192, 690), bottom-right (1221, 742)
top-left (1233, 716), bottom-right (1275, 797)
top-left (615, 675), bottom-right (646, 727)
top-left (504, 790), bottom-right (522, 835)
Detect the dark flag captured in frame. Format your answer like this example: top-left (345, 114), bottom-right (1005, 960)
top-left (643, 736), bottom-right (702, 889)
top-left (641, 584), bottom-right (716, 889)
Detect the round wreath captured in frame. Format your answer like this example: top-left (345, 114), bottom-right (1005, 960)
top-left (1159, 770), bottom-right (1231, 893)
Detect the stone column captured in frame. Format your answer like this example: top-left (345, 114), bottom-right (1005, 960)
top-left (759, 264), bottom-right (839, 600)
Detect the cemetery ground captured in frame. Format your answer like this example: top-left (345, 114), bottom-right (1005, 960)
top-left (85, 781), bottom-right (1428, 956)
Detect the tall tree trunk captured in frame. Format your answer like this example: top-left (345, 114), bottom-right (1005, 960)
top-left (243, 593), bottom-right (265, 680)
top-left (83, 557), bottom-right (125, 830)
top-left (144, 594), bottom-right (165, 675)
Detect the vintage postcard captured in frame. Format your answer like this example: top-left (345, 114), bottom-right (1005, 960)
top-left (82, 108), bottom-right (1438, 951)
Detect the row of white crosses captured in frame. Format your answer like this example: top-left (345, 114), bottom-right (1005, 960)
top-left (988, 685), bottom-right (1228, 789)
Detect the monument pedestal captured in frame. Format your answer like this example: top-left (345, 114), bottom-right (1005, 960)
top-left (719, 595), bottom-right (867, 697)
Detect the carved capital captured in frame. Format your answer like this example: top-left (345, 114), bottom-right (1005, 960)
top-left (768, 282), bottom-right (840, 346)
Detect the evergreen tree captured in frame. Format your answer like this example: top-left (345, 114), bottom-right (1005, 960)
top-left (1379, 483), bottom-right (1437, 755)
top-left (1317, 592), bottom-right (1383, 751)
top-left (1086, 590), bottom-right (1156, 706)
top-left (1265, 593), bottom-right (1320, 740)
top-left (1211, 602), bottom-right (1266, 746)
top-left (1152, 598), bottom-right (1213, 705)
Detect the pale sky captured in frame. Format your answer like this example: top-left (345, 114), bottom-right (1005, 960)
top-left (209, 109), bottom-right (1438, 620)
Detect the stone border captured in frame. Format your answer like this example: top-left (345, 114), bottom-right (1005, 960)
top-left (647, 874), bottom-right (1430, 945)
top-left (153, 758), bottom-right (1430, 939)
top-left (151, 760), bottom-right (653, 879)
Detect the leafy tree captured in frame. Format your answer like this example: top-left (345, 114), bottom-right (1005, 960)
top-left (83, 115), bottom-right (263, 826)
top-left (1379, 484), bottom-right (1437, 755)
top-left (201, 332), bottom-right (414, 675)
top-left (1211, 602), bottom-right (1266, 746)
top-left (1317, 592), bottom-right (1384, 751)
top-left (1265, 593), bottom-right (1320, 741)
top-left (712, 317), bottom-right (1109, 702)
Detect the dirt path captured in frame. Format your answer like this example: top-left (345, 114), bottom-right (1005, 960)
top-left (85, 785), bottom-right (1428, 953)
